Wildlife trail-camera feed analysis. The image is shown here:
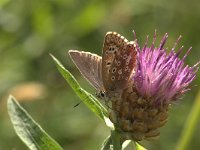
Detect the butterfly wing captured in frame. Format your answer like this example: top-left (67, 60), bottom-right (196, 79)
top-left (102, 32), bottom-right (137, 92)
top-left (110, 41), bottom-right (137, 90)
top-left (69, 50), bottom-right (103, 90)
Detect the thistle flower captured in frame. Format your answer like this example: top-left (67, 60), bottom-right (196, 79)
top-left (109, 32), bottom-right (200, 141)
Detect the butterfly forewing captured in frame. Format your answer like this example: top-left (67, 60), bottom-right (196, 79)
top-left (102, 32), bottom-right (137, 92)
top-left (69, 50), bottom-right (103, 90)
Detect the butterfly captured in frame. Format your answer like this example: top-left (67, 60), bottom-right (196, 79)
top-left (69, 32), bottom-right (137, 101)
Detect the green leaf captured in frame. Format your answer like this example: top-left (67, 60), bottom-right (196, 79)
top-left (135, 142), bottom-right (147, 150)
top-left (7, 95), bottom-right (63, 150)
top-left (175, 90), bottom-right (200, 150)
top-left (101, 135), bottom-right (112, 150)
top-left (122, 140), bottom-right (131, 150)
top-left (111, 130), bottom-right (122, 150)
top-left (50, 54), bottom-right (107, 120)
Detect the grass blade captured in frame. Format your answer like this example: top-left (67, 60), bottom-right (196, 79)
top-left (175, 89), bottom-right (200, 150)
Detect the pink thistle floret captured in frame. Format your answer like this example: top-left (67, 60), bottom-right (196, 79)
top-left (133, 32), bottom-right (200, 105)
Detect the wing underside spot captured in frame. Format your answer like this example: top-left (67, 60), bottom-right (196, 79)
top-left (102, 32), bottom-right (137, 91)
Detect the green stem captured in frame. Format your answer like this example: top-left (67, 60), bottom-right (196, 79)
top-left (101, 135), bottom-right (112, 150)
top-left (112, 130), bottom-right (122, 150)
top-left (175, 90), bottom-right (200, 150)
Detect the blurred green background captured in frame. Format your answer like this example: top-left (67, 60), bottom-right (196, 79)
top-left (0, 0), bottom-right (200, 149)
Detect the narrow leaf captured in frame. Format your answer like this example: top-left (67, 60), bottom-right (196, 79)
top-left (50, 54), bottom-right (107, 120)
top-left (7, 95), bottom-right (63, 150)
top-left (101, 135), bottom-right (112, 150)
top-left (111, 130), bottom-right (122, 150)
top-left (122, 140), bottom-right (131, 150)
top-left (134, 142), bottom-right (147, 150)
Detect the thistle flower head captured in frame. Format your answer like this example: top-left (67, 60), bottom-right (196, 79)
top-left (109, 32), bottom-right (199, 141)
top-left (134, 32), bottom-right (199, 105)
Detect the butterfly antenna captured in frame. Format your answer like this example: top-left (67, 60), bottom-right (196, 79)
top-left (73, 101), bottom-right (82, 108)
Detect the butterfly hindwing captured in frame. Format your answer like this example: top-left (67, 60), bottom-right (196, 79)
top-left (69, 50), bottom-right (103, 90)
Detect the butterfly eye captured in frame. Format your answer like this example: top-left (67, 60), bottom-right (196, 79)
top-left (100, 92), bottom-right (105, 97)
